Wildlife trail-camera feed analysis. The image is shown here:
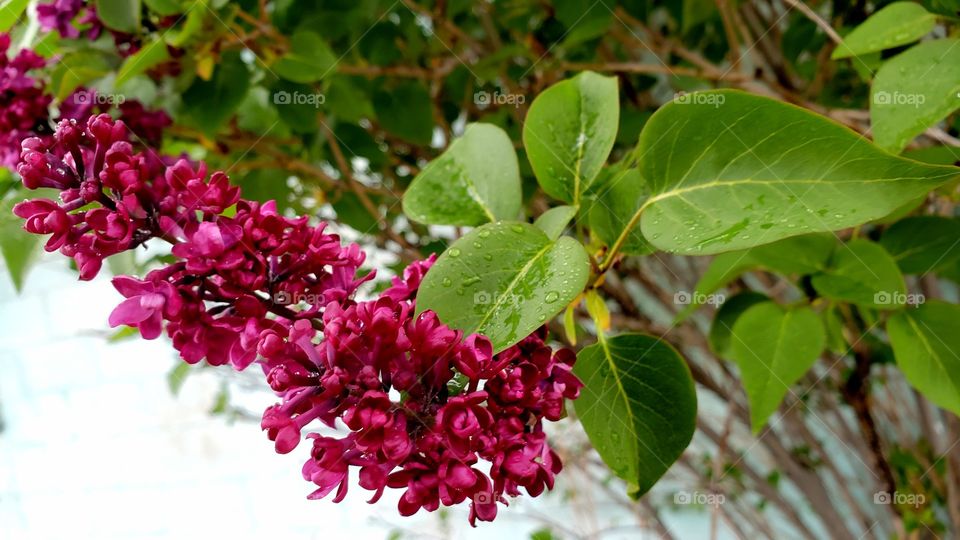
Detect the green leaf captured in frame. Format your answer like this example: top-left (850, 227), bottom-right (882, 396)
top-left (180, 52), bottom-right (251, 135)
top-left (144, 0), bottom-right (182, 15)
top-left (636, 90), bottom-right (959, 254)
top-left (167, 361), bottom-right (193, 395)
top-left (811, 239), bottom-right (906, 309)
top-left (694, 251), bottom-right (756, 297)
top-left (888, 301), bottom-right (960, 416)
top-left (708, 292), bottom-right (770, 359)
top-left (573, 333), bottom-right (696, 497)
top-left (50, 51), bottom-right (111, 100)
top-left (682, 0), bottom-right (718, 32)
top-left (332, 192), bottom-right (379, 233)
top-left (0, 0), bottom-right (30, 32)
top-left (871, 39), bottom-right (960, 153)
top-left (748, 233), bottom-right (836, 274)
top-left (274, 30), bottom-right (338, 83)
top-left (107, 326), bottom-right (139, 342)
top-left (416, 222), bottom-right (589, 353)
top-left (96, 0), bottom-right (141, 33)
top-left (589, 168), bottom-right (654, 255)
top-left (555, 0), bottom-right (614, 46)
top-left (831, 2), bottom-right (937, 59)
top-left (116, 38), bottom-right (170, 87)
top-left (534, 205), bottom-right (578, 240)
top-left (691, 233), bottom-right (835, 302)
top-left (523, 71), bottom-right (619, 204)
top-left (165, 3), bottom-right (204, 47)
top-left (904, 145), bottom-right (960, 166)
top-left (730, 302), bottom-right (825, 432)
top-left (0, 195), bottom-right (39, 292)
top-left (373, 81), bottom-right (433, 145)
top-left (881, 216), bottom-right (960, 274)
top-left (403, 123), bottom-right (521, 226)
top-left (326, 76), bottom-right (374, 122)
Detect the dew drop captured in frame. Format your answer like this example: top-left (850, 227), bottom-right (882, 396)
top-left (449, 248), bottom-right (461, 258)
top-left (545, 291), bottom-right (560, 303)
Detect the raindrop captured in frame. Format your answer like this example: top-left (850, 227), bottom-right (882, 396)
top-left (449, 248), bottom-right (461, 258)
top-left (441, 277), bottom-right (453, 287)
top-left (545, 291), bottom-right (560, 303)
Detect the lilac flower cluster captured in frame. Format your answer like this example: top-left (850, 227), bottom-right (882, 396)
top-left (262, 258), bottom-right (582, 524)
top-left (0, 34), bottom-right (51, 167)
top-left (9, 47), bottom-right (582, 524)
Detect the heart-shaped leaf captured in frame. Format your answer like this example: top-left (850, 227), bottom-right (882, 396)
top-left (831, 2), bottom-right (937, 59)
top-left (573, 333), bottom-right (696, 497)
top-left (635, 90), bottom-right (959, 254)
top-left (811, 239), bottom-right (906, 309)
top-left (416, 222), bottom-right (589, 353)
top-left (403, 123), bottom-right (521, 226)
top-left (523, 71), bottom-right (619, 204)
top-left (888, 301), bottom-right (960, 416)
top-left (730, 302), bottom-right (825, 432)
top-left (708, 292), bottom-right (769, 359)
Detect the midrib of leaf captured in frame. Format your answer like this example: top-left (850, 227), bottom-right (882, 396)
top-left (572, 88), bottom-right (588, 205)
top-left (757, 311), bottom-right (791, 415)
top-left (599, 335), bottom-right (638, 446)
top-left (473, 240), bottom-right (554, 333)
top-left (464, 179), bottom-right (496, 222)
top-left (904, 315), bottom-right (960, 394)
top-left (600, 172), bottom-right (956, 269)
top-left (449, 132), bottom-right (498, 222)
top-left (646, 174), bottom-right (956, 205)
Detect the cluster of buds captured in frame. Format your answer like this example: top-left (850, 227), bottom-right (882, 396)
top-left (7, 31), bottom-right (582, 524)
top-left (262, 258), bottom-right (582, 524)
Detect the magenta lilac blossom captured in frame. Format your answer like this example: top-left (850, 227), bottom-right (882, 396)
top-left (7, 35), bottom-right (581, 525)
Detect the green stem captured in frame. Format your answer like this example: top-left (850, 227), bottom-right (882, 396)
top-left (597, 199), bottom-right (651, 274)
